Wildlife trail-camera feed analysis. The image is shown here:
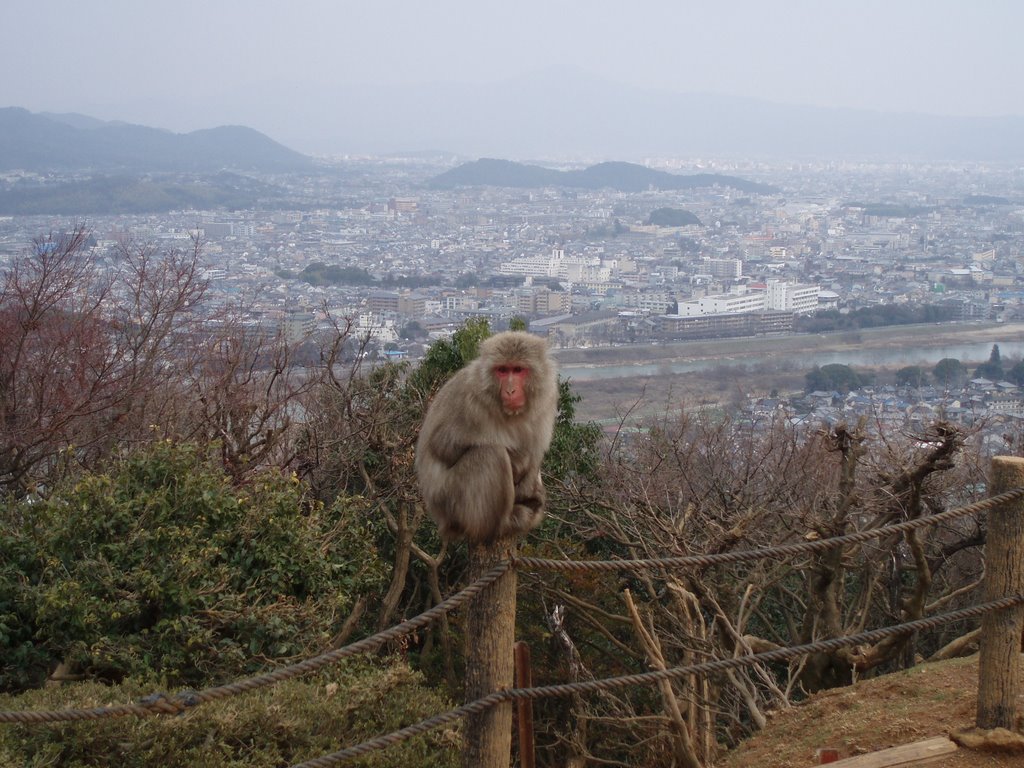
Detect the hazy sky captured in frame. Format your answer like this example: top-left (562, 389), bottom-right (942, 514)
top-left (3, 0), bottom-right (1022, 153)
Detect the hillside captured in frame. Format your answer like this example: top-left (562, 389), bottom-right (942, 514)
top-left (718, 654), bottom-right (1024, 768)
top-left (428, 158), bottom-right (776, 194)
top-left (0, 172), bottom-right (286, 215)
top-left (0, 107), bottom-right (313, 172)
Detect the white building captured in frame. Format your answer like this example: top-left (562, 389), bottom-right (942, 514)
top-left (355, 314), bottom-right (398, 343)
top-left (676, 287), bottom-right (767, 317)
top-left (676, 280), bottom-right (820, 317)
top-left (499, 248), bottom-right (609, 284)
top-left (620, 290), bottom-right (678, 314)
top-left (704, 257), bottom-right (743, 279)
top-left (765, 279), bottom-right (820, 314)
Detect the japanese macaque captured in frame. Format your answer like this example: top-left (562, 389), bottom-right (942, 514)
top-left (415, 331), bottom-right (558, 544)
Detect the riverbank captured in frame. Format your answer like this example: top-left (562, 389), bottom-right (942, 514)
top-left (559, 321), bottom-right (1024, 423)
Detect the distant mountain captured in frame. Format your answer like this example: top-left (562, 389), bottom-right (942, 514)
top-left (208, 69), bottom-right (1024, 161)
top-left (0, 172), bottom-right (286, 215)
top-left (0, 108), bottom-right (313, 173)
top-left (428, 158), bottom-right (776, 194)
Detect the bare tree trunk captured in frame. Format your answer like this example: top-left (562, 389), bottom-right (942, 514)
top-left (378, 504), bottom-right (413, 630)
top-left (624, 589), bottom-right (703, 768)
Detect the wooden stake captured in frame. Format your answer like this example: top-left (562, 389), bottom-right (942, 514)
top-left (976, 456), bottom-right (1024, 730)
top-left (463, 537), bottom-right (517, 768)
top-left (515, 641), bottom-right (536, 768)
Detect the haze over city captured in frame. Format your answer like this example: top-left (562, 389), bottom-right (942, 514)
top-left (4, 0), bottom-right (1024, 157)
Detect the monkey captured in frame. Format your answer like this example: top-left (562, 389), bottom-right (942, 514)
top-left (414, 331), bottom-right (559, 544)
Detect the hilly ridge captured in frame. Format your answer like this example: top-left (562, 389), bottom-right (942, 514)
top-left (0, 172), bottom-right (285, 215)
top-left (429, 158), bottom-right (775, 194)
top-left (0, 108), bottom-right (312, 173)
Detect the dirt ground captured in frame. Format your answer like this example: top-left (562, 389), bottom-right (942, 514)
top-left (716, 654), bottom-right (1024, 767)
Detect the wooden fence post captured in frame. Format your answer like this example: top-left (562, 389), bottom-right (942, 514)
top-left (464, 537), bottom-right (517, 768)
top-left (515, 640), bottom-right (536, 768)
top-left (976, 455), bottom-right (1024, 730)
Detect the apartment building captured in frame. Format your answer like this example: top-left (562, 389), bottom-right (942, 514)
top-left (765, 279), bottom-right (820, 313)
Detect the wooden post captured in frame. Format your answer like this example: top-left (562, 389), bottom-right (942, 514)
top-left (976, 456), bottom-right (1024, 730)
top-left (464, 537), bottom-right (517, 768)
top-left (515, 640), bottom-right (536, 768)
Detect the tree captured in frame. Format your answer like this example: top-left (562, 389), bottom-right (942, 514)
top-left (400, 320), bottom-right (425, 340)
top-left (0, 228), bottom-right (205, 493)
top-left (527, 407), bottom-right (983, 765)
top-left (805, 363), bottom-right (867, 394)
top-left (974, 344), bottom-right (1005, 381)
top-left (1008, 360), bottom-right (1024, 386)
top-left (179, 308), bottom-right (347, 481)
top-left (647, 208), bottom-right (701, 227)
top-left (407, 317), bottom-right (491, 394)
top-left (544, 379), bottom-right (602, 482)
top-left (896, 365), bottom-right (928, 388)
top-left (933, 358), bottom-right (968, 388)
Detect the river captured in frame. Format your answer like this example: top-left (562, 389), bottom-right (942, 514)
top-left (558, 337), bottom-right (1024, 382)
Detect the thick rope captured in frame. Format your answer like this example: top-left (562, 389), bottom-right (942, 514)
top-left (516, 486), bottom-right (1024, 573)
top-left (2, 488), bottom-right (1020, 727)
top-left (289, 595), bottom-right (1024, 767)
top-left (0, 562), bottom-right (511, 724)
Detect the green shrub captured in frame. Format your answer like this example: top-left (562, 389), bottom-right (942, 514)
top-left (0, 660), bottom-right (457, 767)
top-left (1, 441), bottom-right (389, 691)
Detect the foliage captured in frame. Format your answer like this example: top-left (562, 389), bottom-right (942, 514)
top-left (528, 407), bottom-right (982, 765)
top-left (428, 158), bottom-right (775, 194)
top-left (804, 363), bottom-right (870, 394)
top-left (974, 343), bottom-right (1004, 381)
top-left (1008, 359), bottom-right (1024, 386)
top-left (0, 662), bottom-right (456, 768)
top-left (794, 303), bottom-right (955, 333)
top-left (932, 357), bottom-right (968, 387)
top-left (0, 522), bottom-right (45, 690)
top-left (291, 261), bottom-right (377, 286)
top-left (646, 207), bottom-right (701, 227)
top-left (0, 228), bottom-right (206, 493)
top-left (399, 320), bottom-right (426, 340)
top-left (406, 318), bottom-right (491, 395)
top-left (544, 379), bottom-right (602, 482)
top-left (0, 174), bottom-right (280, 216)
top-left (0, 441), bottom-right (388, 691)
top-left (895, 365), bottom-right (928, 388)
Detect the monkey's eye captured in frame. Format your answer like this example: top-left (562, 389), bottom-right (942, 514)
top-left (495, 365), bottom-right (528, 376)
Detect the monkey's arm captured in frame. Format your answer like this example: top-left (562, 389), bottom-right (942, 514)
top-left (513, 468), bottom-right (546, 511)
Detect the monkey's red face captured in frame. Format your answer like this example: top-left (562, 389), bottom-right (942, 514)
top-left (495, 364), bottom-right (529, 415)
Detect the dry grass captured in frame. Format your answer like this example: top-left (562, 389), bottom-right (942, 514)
top-left (716, 654), bottom-right (1024, 768)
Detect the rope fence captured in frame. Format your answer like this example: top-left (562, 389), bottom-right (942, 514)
top-left (290, 595), bottom-right (1024, 768)
top-left (515, 486), bottom-right (1024, 573)
top-left (3, 485), bottom-right (1023, 766)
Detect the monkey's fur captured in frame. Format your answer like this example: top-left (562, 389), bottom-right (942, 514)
top-left (415, 331), bottom-right (558, 543)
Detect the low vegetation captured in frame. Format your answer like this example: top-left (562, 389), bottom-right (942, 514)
top-left (0, 232), bottom-right (1016, 766)
top-left (793, 302), bottom-right (956, 333)
top-left (0, 664), bottom-right (457, 768)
